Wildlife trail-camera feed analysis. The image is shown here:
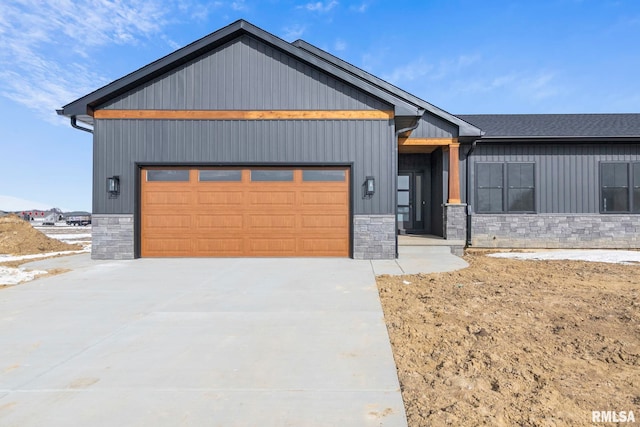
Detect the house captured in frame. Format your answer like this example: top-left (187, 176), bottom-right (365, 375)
top-left (459, 114), bottom-right (640, 248)
top-left (58, 20), bottom-right (640, 260)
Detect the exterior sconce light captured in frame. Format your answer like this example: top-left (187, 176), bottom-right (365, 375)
top-left (107, 176), bottom-right (120, 196)
top-left (365, 176), bottom-right (375, 196)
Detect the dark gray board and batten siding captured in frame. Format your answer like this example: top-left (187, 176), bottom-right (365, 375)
top-left (468, 143), bottom-right (640, 214)
top-left (93, 34), bottom-right (397, 216)
top-left (411, 113), bottom-right (459, 139)
top-left (102, 35), bottom-right (390, 111)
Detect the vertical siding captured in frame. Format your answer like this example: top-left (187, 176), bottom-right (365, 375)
top-left (93, 119), bottom-right (395, 216)
top-left (411, 112), bottom-right (459, 138)
top-left (469, 142), bottom-right (640, 214)
top-left (101, 35), bottom-right (389, 111)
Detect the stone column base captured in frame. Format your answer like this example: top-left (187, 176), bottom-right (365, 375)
top-left (91, 214), bottom-right (134, 260)
top-left (444, 203), bottom-right (467, 241)
top-left (353, 214), bottom-right (396, 259)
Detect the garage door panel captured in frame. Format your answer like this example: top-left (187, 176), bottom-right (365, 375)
top-left (143, 238), bottom-right (193, 256)
top-left (196, 238), bottom-right (244, 255)
top-left (141, 167), bottom-right (349, 257)
top-left (144, 190), bottom-right (194, 206)
top-left (248, 191), bottom-right (296, 207)
top-left (143, 214), bottom-right (192, 230)
top-left (300, 191), bottom-right (348, 207)
top-left (197, 191), bottom-right (244, 206)
top-left (195, 214), bottom-right (243, 230)
top-left (299, 238), bottom-right (348, 255)
top-left (300, 214), bottom-right (349, 229)
top-left (249, 238), bottom-right (296, 255)
top-left (246, 214), bottom-right (296, 230)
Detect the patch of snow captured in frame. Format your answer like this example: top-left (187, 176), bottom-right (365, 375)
top-left (488, 250), bottom-right (640, 265)
top-left (0, 249), bottom-right (89, 264)
top-left (47, 233), bottom-right (92, 240)
top-left (0, 266), bottom-right (47, 285)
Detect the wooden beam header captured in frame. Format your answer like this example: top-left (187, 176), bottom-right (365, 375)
top-left (93, 109), bottom-right (395, 120)
top-left (398, 137), bottom-right (458, 147)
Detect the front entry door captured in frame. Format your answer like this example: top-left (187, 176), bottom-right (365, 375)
top-left (397, 172), bottom-right (426, 233)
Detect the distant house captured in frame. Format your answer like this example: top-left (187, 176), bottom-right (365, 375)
top-left (58, 20), bottom-right (640, 260)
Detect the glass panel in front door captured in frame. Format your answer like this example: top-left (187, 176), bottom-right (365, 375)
top-left (397, 174), bottom-right (412, 231)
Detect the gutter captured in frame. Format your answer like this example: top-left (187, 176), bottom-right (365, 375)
top-left (56, 109), bottom-right (94, 134)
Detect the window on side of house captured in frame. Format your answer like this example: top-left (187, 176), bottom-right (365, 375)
top-left (476, 163), bottom-right (503, 213)
top-left (600, 162), bottom-right (640, 213)
top-left (634, 163), bottom-right (640, 213)
top-left (476, 162), bottom-right (535, 213)
top-left (507, 163), bottom-right (535, 212)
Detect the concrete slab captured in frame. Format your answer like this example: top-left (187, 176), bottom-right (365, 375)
top-left (0, 257), bottom-right (406, 427)
top-left (371, 246), bottom-right (469, 276)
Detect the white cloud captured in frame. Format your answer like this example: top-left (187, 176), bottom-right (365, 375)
top-left (0, 0), bottom-right (171, 123)
top-left (383, 58), bottom-right (434, 84)
top-left (282, 24), bottom-right (307, 40)
top-left (457, 70), bottom-right (558, 101)
top-left (231, 0), bottom-right (248, 11)
top-left (382, 53), bottom-right (481, 85)
top-left (349, 2), bottom-right (368, 12)
top-left (300, 1), bottom-right (339, 13)
top-left (334, 39), bottom-right (347, 51)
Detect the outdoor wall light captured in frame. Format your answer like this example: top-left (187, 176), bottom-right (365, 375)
top-left (107, 176), bottom-right (120, 196)
top-left (365, 176), bottom-right (375, 196)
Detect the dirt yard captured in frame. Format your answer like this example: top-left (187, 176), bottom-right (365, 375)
top-left (377, 252), bottom-right (640, 426)
top-left (0, 214), bottom-right (81, 256)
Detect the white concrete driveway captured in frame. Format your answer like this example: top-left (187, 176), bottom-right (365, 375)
top-left (0, 255), bottom-right (406, 427)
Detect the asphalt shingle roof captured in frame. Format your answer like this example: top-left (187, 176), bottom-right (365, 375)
top-left (457, 114), bottom-right (640, 138)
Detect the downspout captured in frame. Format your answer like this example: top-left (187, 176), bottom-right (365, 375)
top-left (56, 109), bottom-right (94, 134)
top-left (465, 139), bottom-right (480, 246)
top-left (70, 116), bottom-right (94, 134)
top-left (393, 119), bottom-right (422, 258)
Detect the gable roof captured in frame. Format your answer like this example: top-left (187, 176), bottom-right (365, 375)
top-left (292, 40), bottom-right (482, 137)
top-left (458, 114), bottom-right (640, 139)
top-left (59, 20), bottom-right (438, 127)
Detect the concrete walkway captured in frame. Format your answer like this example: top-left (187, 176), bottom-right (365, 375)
top-left (0, 255), bottom-right (408, 427)
top-left (372, 246), bottom-right (469, 275)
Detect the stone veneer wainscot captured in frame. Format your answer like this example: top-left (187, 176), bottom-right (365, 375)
top-left (91, 214), bottom-right (134, 260)
top-left (353, 214), bottom-right (396, 259)
top-left (471, 214), bottom-right (640, 248)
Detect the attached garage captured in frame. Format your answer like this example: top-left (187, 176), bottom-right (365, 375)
top-left (58, 20), bottom-right (443, 260)
top-left (140, 167), bottom-right (350, 257)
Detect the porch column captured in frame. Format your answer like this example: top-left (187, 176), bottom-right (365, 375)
top-left (447, 142), bottom-right (461, 203)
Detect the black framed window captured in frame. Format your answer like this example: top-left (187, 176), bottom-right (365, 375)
top-left (634, 163), bottom-right (640, 213)
top-left (476, 162), bottom-right (535, 213)
top-left (600, 162), bottom-right (640, 213)
top-left (477, 163), bottom-right (503, 213)
top-left (507, 163), bottom-right (535, 212)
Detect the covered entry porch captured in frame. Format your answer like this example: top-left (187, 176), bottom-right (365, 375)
top-left (396, 136), bottom-right (465, 241)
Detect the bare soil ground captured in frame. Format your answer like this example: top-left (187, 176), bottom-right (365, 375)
top-left (377, 252), bottom-right (640, 426)
top-left (0, 214), bottom-right (81, 256)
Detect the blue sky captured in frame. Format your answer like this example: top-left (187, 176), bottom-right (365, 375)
top-left (1, 0), bottom-right (639, 211)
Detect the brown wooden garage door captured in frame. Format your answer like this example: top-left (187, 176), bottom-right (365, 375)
top-left (140, 167), bottom-right (350, 257)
